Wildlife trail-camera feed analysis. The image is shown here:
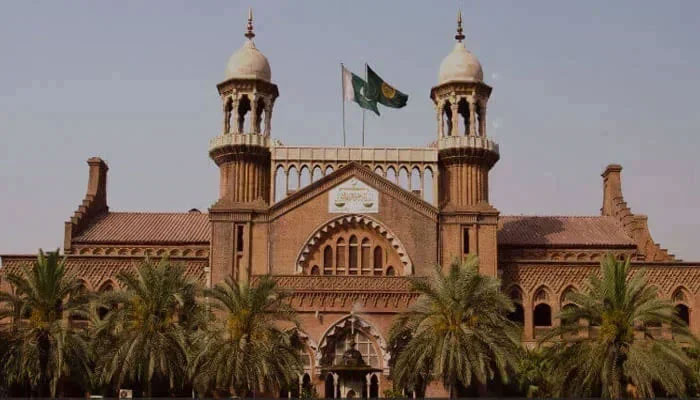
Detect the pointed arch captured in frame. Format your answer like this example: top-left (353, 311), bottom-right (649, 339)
top-left (295, 214), bottom-right (413, 275)
top-left (312, 166), bottom-right (323, 182)
top-left (317, 315), bottom-right (390, 374)
top-left (398, 167), bottom-right (409, 190)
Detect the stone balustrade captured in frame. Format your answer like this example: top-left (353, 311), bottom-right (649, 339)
top-left (437, 135), bottom-right (499, 154)
top-left (209, 132), bottom-right (270, 152)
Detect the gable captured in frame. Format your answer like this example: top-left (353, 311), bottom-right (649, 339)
top-left (270, 162), bottom-right (438, 221)
top-left (267, 162), bottom-right (438, 275)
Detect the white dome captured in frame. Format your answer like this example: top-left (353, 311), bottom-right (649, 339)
top-left (438, 41), bottom-right (483, 84)
top-left (224, 39), bottom-right (271, 81)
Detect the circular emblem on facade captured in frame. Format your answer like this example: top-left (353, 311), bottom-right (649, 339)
top-left (381, 82), bottom-right (396, 99)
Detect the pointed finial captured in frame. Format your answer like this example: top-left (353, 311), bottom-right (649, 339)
top-left (455, 10), bottom-right (465, 42)
top-left (245, 8), bottom-right (255, 40)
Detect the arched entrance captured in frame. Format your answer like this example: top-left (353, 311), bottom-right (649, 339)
top-left (319, 316), bottom-right (388, 398)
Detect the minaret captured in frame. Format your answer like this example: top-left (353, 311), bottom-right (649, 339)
top-left (208, 9), bottom-right (277, 284)
top-left (432, 12), bottom-right (500, 276)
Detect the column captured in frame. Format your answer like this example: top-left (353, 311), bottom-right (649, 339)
top-left (333, 374), bottom-right (339, 399)
top-left (450, 103), bottom-right (459, 136)
top-left (468, 98), bottom-right (477, 136)
top-left (231, 97), bottom-right (240, 134)
top-left (523, 295), bottom-right (534, 342)
top-left (285, 169), bottom-right (289, 196)
top-left (366, 374), bottom-right (371, 398)
top-left (436, 102), bottom-right (443, 138)
top-left (433, 169), bottom-right (439, 207)
top-left (223, 97), bottom-right (231, 134)
top-left (479, 102), bottom-right (487, 137)
top-left (250, 96), bottom-right (259, 134)
top-left (264, 98), bottom-right (273, 136)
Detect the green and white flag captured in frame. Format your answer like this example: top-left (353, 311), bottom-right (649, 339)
top-left (342, 64), bottom-right (380, 116)
top-left (366, 65), bottom-right (408, 109)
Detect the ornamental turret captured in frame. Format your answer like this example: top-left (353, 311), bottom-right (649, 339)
top-left (431, 10), bottom-right (499, 208)
top-left (209, 8), bottom-right (277, 205)
top-left (433, 12), bottom-right (500, 276)
top-left (208, 9), bottom-right (276, 285)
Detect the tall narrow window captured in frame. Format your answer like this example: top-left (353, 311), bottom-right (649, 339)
top-left (236, 224), bottom-right (245, 252)
top-left (323, 246), bottom-right (333, 275)
top-left (361, 238), bottom-right (371, 275)
top-left (336, 238), bottom-right (346, 274)
top-left (462, 226), bottom-right (470, 257)
top-left (373, 246), bottom-right (383, 276)
top-left (348, 235), bottom-right (358, 275)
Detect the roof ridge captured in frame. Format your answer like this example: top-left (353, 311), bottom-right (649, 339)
top-left (107, 211), bottom-right (208, 216)
top-left (501, 215), bottom-right (613, 219)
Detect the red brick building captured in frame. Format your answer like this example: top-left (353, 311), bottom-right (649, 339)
top-left (2, 12), bottom-right (698, 398)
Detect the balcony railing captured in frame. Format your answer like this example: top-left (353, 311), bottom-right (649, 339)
top-left (437, 135), bottom-right (499, 153)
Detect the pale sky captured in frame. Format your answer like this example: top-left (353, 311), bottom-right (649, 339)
top-left (1, 1), bottom-right (699, 260)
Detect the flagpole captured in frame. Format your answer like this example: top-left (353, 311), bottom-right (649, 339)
top-left (362, 62), bottom-right (367, 147)
top-left (341, 63), bottom-right (346, 147)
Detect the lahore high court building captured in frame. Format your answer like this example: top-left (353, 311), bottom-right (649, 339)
top-left (2, 11), bottom-right (700, 398)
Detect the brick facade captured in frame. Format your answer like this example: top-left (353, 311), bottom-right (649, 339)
top-left (1, 13), bottom-right (698, 398)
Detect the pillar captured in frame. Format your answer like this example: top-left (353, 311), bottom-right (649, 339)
top-left (436, 102), bottom-right (444, 137)
top-left (479, 103), bottom-right (487, 137)
top-left (468, 97), bottom-right (477, 136)
top-left (523, 295), bottom-right (534, 341)
top-left (450, 103), bottom-right (459, 136)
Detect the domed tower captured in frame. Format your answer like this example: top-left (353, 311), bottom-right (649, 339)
top-left (209, 9), bottom-right (277, 285)
top-left (433, 12), bottom-right (500, 276)
top-left (210, 8), bottom-right (277, 205)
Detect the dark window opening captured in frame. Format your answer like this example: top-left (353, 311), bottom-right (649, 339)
top-left (508, 303), bottom-right (524, 324)
top-left (534, 304), bottom-right (552, 327)
top-left (463, 227), bottom-right (470, 257)
top-left (236, 224), bottom-right (244, 252)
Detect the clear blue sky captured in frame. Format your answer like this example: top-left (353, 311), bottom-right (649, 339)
top-left (1, 1), bottom-right (699, 260)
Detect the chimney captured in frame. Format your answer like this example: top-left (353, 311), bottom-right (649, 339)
top-left (86, 157), bottom-right (108, 211)
top-left (601, 164), bottom-right (623, 216)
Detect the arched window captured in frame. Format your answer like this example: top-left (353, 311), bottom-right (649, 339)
top-left (237, 94), bottom-right (251, 133)
top-left (98, 281), bottom-right (115, 320)
top-left (457, 97), bottom-right (469, 135)
top-left (255, 97), bottom-right (266, 133)
top-left (386, 167), bottom-right (397, 184)
top-left (373, 246), bottom-right (383, 276)
top-left (274, 165), bottom-right (286, 202)
top-left (398, 167), bottom-right (409, 190)
top-left (676, 304), bottom-right (690, 326)
top-left (361, 238), bottom-right (371, 275)
top-left (288, 166), bottom-right (299, 194)
top-left (310, 265), bottom-right (320, 275)
top-left (348, 235), bottom-right (358, 275)
top-left (336, 238), bottom-right (346, 274)
top-left (373, 166), bottom-right (384, 177)
top-left (323, 246), bottom-right (333, 275)
top-left (300, 166), bottom-right (311, 189)
top-left (423, 167), bottom-right (434, 204)
top-left (312, 166), bottom-right (323, 182)
top-left (507, 287), bottom-right (524, 324)
top-left (410, 167), bottom-right (422, 197)
top-left (534, 304), bottom-right (552, 327)
top-left (370, 374), bottom-right (379, 398)
top-left (442, 100), bottom-right (452, 136)
top-left (386, 266), bottom-right (396, 276)
top-left (325, 374), bottom-right (335, 399)
top-left (325, 166), bottom-right (334, 176)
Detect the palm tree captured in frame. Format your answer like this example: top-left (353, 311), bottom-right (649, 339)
top-left (516, 348), bottom-right (555, 398)
top-left (388, 255), bottom-right (522, 398)
top-left (190, 275), bottom-right (303, 397)
top-left (95, 257), bottom-right (203, 397)
top-left (0, 249), bottom-right (91, 397)
top-left (544, 254), bottom-right (696, 398)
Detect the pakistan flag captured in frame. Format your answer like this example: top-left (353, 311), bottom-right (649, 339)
top-left (342, 65), bottom-right (380, 116)
top-left (365, 65), bottom-right (408, 108)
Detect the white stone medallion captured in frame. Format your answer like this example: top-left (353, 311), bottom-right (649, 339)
top-left (328, 178), bottom-right (378, 213)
